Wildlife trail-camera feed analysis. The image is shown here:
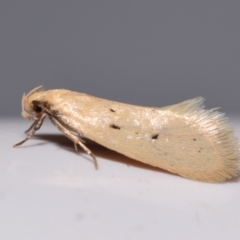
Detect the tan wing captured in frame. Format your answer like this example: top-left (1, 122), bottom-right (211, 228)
top-left (90, 97), bottom-right (239, 182)
top-left (44, 91), bottom-right (239, 182)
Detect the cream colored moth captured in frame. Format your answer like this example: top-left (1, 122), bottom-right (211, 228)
top-left (14, 86), bottom-right (240, 182)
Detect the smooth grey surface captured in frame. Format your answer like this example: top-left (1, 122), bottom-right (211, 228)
top-left (1, 1), bottom-right (240, 116)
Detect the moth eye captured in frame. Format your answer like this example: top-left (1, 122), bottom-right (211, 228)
top-left (33, 104), bottom-right (42, 113)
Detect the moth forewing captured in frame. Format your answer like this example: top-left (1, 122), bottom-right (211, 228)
top-left (14, 87), bottom-right (240, 182)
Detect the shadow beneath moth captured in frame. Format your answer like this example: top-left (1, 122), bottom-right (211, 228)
top-left (14, 86), bottom-right (240, 182)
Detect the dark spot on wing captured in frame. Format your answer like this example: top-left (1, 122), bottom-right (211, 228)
top-left (110, 124), bottom-right (121, 130)
top-left (110, 108), bottom-right (116, 112)
top-left (151, 133), bottom-right (159, 139)
top-left (193, 138), bottom-right (196, 141)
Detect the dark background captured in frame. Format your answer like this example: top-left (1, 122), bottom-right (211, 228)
top-left (1, 1), bottom-right (240, 116)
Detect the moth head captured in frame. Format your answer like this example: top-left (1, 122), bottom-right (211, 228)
top-left (21, 86), bottom-right (45, 120)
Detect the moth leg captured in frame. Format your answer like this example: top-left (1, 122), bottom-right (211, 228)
top-left (13, 113), bottom-right (46, 147)
top-left (49, 116), bottom-right (98, 170)
top-left (74, 134), bottom-right (86, 151)
top-left (25, 118), bottom-right (42, 133)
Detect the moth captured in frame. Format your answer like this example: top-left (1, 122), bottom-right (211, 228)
top-left (14, 86), bottom-right (240, 182)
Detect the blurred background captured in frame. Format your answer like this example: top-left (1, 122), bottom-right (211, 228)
top-left (1, 2), bottom-right (240, 239)
top-left (1, 1), bottom-right (240, 116)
